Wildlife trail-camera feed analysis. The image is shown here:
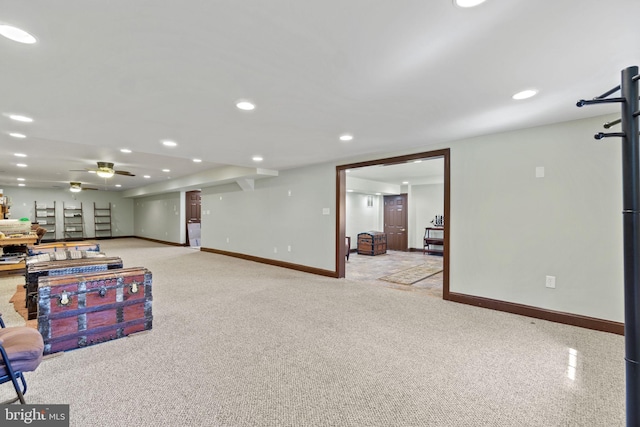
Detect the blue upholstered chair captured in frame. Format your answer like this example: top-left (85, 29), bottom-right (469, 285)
top-left (0, 313), bottom-right (44, 404)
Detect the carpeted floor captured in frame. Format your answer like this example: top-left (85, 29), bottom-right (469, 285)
top-left (0, 238), bottom-right (625, 426)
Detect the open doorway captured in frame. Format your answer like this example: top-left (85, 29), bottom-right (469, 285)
top-left (186, 190), bottom-right (201, 248)
top-left (336, 149), bottom-right (450, 299)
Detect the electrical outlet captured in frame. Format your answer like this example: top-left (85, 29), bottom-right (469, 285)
top-left (226, 237), bottom-right (229, 243)
top-left (287, 245), bottom-right (291, 252)
top-left (273, 247), bottom-right (278, 253)
top-left (545, 275), bottom-right (556, 288)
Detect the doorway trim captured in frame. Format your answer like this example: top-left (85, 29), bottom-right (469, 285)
top-left (336, 148), bottom-right (450, 299)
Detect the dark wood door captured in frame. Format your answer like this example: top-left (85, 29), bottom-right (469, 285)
top-left (384, 194), bottom-right (408, 251)
top-left (186, 190), bottom-right (201, 243)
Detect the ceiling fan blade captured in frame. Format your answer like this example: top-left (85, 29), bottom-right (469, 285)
top-left (84, 187), bottom-right (100, 191)
top-left (114, 170), bottom-right (135, 176)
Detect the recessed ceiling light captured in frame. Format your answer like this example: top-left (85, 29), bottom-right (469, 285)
top-left (144, 175), bottom-right (151, 178)
top-left (453, 0), bottom-right (487, 8)
top-left (18, 183), bottom-right (25, 187)
top-left (193, 158), bottom-right (202, 163)
top-left (402, 181), bottom-right (409, 184)
top-left (16, 163), bottom-right (27, 167)
top-left (162, 169), bottom-right (170, 172)
top-left (115, 184), bottom-right (122, 188)
top-left (14, 153), bottom-right (27, 157)
top-left (375, 193), bottom-right (381, 195)
top-left (339, 134), bottom-right (353, 142)
top-left (88, 170), bottom-right (96, 174)
top-left (347, 189), bottom-right (354, 192)
top-left (16, 178), bottom-right (25, 181)
top-left (9, 133), bottom-right (26, 138)
top-left (162, 140), bottom-right (177, 147)
top-left (0, 25), bottom-right (37, 44)
top-left (252, 156), bottom-right (263, 162)
top-left (120, 148), bottom-right (132, 153)
top-left (512, 89), bottom-right (538, 100)
top-left (236, 101), bottom-right (255, 111)
top-left (8, 114), bottom-right (33, 122)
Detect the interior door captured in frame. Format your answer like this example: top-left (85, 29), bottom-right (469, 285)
top-left (384, 194), bottom-right (408, 251)
top-left (186, 190), bottom-right (201, 245)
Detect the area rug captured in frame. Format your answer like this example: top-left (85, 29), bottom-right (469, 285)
top-left (379, 265), bottom-right (443, 285)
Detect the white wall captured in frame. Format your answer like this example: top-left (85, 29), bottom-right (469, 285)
top-left (409, 183), bottom-right (444, 250)
top-left (8, 114), bottom-right (619, 323)
top-left (133, 192), bottom-right (182, 244)
top-left (448, 115), bottom-right (623, 322)
top-left (2, 187), bottom-right (134, 239)
top-left (346, 192), bottom-right (383, 249)
top-left (200, 163), bottom-right (336, 271)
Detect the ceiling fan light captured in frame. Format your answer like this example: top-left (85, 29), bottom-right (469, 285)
top-left (70, 182), bottom-right (82, 192)
top-left (96, 161), bottom-right (115, 178)
top-left (96, 170), bottom-right (114, 178)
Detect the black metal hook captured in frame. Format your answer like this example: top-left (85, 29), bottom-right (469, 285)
top-left (604, 111), bottom-right (640, 128)
top-left (594, 132), bottom-right (626, 140)
top-left (577, 97), bottom-right (626, 107)
top-left (604, 119), bottom-right (621, 129)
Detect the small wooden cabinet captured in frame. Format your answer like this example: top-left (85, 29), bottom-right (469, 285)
top-left (423, 227), bottom-right (444, 255)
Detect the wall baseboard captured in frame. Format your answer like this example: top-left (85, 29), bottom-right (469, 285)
top-left (446, 292), bottom-right (624, 335)
top-left (134, 236), bottom-right (185, 247)
top-left (136, 238), bottom-right (622, 335)
top-left (200, 247), bottom-right (338, 278)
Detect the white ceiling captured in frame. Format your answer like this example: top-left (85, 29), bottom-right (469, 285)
top-left (1, 1), bottom-right (638, 193)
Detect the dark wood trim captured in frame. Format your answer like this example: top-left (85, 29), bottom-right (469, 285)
top-left (339, 149), bottom-right (451, 170)
top-left (336, 168), bottom-right (346, 278)
top-left (446, 292), bottom-right (624, 335)
top-left (201, 247), bottom-right (338, 278)
top-left (134, 236), bottom-right (186, 247)
top-left (442, 149), bottom-right (450, 300)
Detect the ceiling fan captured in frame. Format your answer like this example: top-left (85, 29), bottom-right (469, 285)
top-left (70, 162), bottom-right (135, 178)
top-left (69, 182), bottom-right (99, 192)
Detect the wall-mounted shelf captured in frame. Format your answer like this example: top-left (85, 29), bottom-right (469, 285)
top-left (94, 202), bottom-right (112, 239)
top-left (34, 201), bottom-right (56, 242)
top-left (63, 202), bottom-right (84, 241)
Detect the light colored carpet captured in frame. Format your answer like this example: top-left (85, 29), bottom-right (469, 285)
top-left (379, 265), bottom-right (443, 285)
top-left (0, 238), bottom-right (625, 426)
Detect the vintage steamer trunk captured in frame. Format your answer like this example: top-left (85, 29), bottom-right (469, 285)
top-left (37, 267), bottom-right (152, 354)
top-left (25, 256), bottom-right (123, 320)
top-left (357, 231), bottom-right (387, 256)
